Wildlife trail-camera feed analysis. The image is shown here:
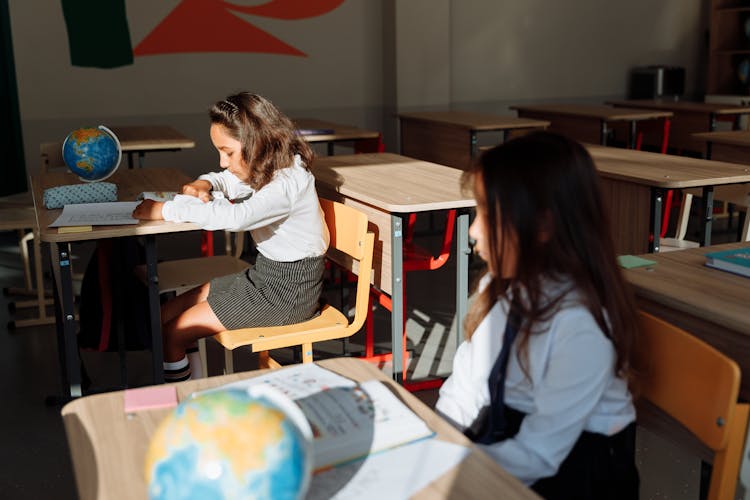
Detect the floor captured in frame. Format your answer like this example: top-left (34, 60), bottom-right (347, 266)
top-left (0, 204), bottom-right (746, 499)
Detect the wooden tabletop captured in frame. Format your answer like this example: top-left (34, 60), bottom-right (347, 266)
top-left (511, 103), bottom-right (672, 121)
top-left (61, 358), bottom-right (537, 500)
top-left (607, 99), bottom-right (750, 115)
top-left (585, 144), bottom-right (750, 188)
top-left (293, 118), bottom-right (380, 143)
top-left (398, 111), bottom-right (550, 131)
top-left (312, 153), bottom-right (476, 213)
top-left (109, 125), bottom-right (196, 151)
top-left (622, 242), bottom-right (750, 337)
top-left (31, 167), bottom-right (198, 243)
top-left (692, 129), bottom-right (750, 147)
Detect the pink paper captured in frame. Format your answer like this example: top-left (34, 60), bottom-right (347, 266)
top-left (124, 386), bottom-right (178, 413)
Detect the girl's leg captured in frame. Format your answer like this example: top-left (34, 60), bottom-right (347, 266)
top-left (162, 300), bottom-right (225, 362)
top-left (160, 282), bottom-right (211, 325)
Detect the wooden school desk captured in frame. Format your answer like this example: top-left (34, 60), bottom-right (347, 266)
top-left (621, 242), bottom-right (750, 399)
top-left (693, 129), bottom-right (750, 163)
top-left (398, 111), bottom-right (550, 170)
top-left (293, 118), bottom-right (382, 156)
top-left (312, 153), bottom-right (476, 384)
top-left (510, 103), bottom-right (672, 149)
top-left (32, 168), bottom-right (199, 399)
top-left (607, 99), bottom-right (750, 153)
top-left (586, 145), bottom-right (750, 254)
top-left (61, 358), bottom-right (537, 500)
top-left (109, 125), bottom-right (195, 169)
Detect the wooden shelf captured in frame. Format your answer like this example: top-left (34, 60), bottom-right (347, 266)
top-left (708, 0), bottom-right (750, 94)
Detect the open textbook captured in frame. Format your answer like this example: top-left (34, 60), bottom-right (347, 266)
top-left (213, 363), bottom-right (436, 471)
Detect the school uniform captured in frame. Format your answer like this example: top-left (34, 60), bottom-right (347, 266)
top-left (436, 276), bottom-right (639, 499)
top-left (161, 155), bottom-right (330, 330)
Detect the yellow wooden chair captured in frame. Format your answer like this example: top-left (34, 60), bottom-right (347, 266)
top-left (635, 311), bottom-right (749, 500)
top-left (214, 198), bottom-right (374, 372)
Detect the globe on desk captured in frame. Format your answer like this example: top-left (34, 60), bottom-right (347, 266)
top-left (62, 125), bottom-right (122, 182)
top-left (145, 386), bottom-right (313, 500)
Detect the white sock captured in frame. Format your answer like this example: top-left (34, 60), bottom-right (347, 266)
top-left (164, 356), bottom-right (191, 382)
top-left (187, 346), bottom-right (204, 379)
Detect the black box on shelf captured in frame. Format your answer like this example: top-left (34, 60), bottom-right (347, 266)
top-left (629, 66), bottom-right (686, 99)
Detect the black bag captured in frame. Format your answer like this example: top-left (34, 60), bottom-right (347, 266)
top-left (77, 238), bottom-right (152, 352)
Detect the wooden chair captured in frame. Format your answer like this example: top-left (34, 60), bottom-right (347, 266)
top-left (635, 311), bottom-right (749, 500)
top-left (213, 198), bottom-right (374, 372)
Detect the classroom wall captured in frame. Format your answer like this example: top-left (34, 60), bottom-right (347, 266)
top-left (9, 0), bottom-right (707, 177)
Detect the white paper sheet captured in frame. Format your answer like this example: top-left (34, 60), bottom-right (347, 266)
top-left (307, 439), bottom-right (470, 500)
top-left (49, 201), bottom-right (140, 227)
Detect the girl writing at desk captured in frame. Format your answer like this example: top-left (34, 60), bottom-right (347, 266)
top-left (133, 92), bottom-right (329, 381)
top-left (436, 132), bottom-right (639, 499)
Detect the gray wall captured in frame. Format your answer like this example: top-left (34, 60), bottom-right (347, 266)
top-left (10, 0), bottom-right (707, 178)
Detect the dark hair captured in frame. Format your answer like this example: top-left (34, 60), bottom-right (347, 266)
top-left (209, 92), bottom-right (314, 190)
top-left (463, 131), bottom-right (638, 387)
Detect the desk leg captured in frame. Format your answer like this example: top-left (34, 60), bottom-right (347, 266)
top-left (600, 121), bottom-right (609, 146)
top-left (628, 120), bottom-right (637, 149)
top-left (138, 152), bottom-right (145, 168)
top-left (649, 188), bottom-right (664, 253)
top-left (327, 142), bottom-right (334, 156)
top-left (144, 235), bottom-right (164, 384)
top-left (455, 210), bottom-right (470, 347)
top-left (470, 132), bottom-right (479, 157)
top-left (127, 152), bottom-right (134, 169)
top-left (391, 214), bottom-right (404, 384)
top-left (700, 186), bottom-right (714, 247)
top-left (56, 242), bottom-right (82, 398)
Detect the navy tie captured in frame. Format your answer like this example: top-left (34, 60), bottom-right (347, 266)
top-left (468, 308), bottom-right (522, 444)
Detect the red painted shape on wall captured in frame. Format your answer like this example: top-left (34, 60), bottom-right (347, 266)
top-left (223, 0), bottom-right (345, 19)
top-left (134, 0), bottom-right (345, 57)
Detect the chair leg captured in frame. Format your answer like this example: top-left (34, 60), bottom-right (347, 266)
top-left (301, 342), bottom-right (313, 363)
top-left (258, 351), bottom-right (281, 369)
top-left (740, 209), bottom-right (749, 242)
top-left (674, 192), bottom-right (693, 240)
top-left (18, 231), bottom-right (33, 291)
top-left (198, 338), bottom-right (208, 377)
top-left (224, 348), bottom-right (234, 374)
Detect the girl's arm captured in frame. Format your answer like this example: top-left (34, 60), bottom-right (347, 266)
top-left (132, 200), bottom-right (164, 220)
top-left (161, 172), bottom-right (295, 231)
top-left (197, 170), bottom-right (253, 201)
top-left (180, 179), bottom-right (213, 202)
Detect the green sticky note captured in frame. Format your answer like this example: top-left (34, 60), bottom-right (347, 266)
top-left (617, 255), bottom-right (657, 269)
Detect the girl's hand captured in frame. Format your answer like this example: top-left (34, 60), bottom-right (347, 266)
top-left (132, 200), bottom-right (165, 220)
top-left (180, 180), bottom-right (212, 202)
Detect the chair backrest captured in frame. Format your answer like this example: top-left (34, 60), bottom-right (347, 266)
top-left (40, 141), bottom-right (66, 173)
top-left (635, 311), bottom-right (748, 500)
top-left (319, 198), bottom-right (374, 335)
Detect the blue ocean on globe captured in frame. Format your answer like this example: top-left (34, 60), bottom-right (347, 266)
top-left (62, 125), bottom-right (121, 182)
top-left (145, 386), bottom-right (312, 500)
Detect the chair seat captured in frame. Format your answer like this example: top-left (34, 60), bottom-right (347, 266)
top-left (135, 255), bottom-right (249, 294)
top-left (213, 304), bottom-right (348, 351)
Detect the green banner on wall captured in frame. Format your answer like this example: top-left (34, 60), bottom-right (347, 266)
top-left (61, 0), bottom-right (133, 68)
